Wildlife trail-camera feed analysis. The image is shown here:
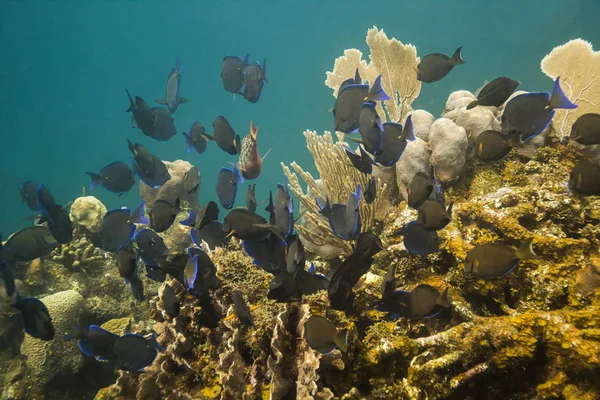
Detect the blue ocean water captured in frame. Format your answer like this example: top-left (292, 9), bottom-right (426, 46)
top-left (1, 0), bottom-right (598, 234)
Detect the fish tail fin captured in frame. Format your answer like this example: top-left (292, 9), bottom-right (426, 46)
top-left (402, 115), bottom-right (416, 141)
top-left (150, 332), bottom-right (166, 352)
top-left (176, 56), bottom-right (182, 72)
top-left (179, 97), bottom-right (190, 104)
top-left (242, 54), bottom-right (250, 67)
top-left (516, 238), bottom-right (538, 260)
top-left (131, 202), bottom-right (149, 225)
top-left (125, 89), bottom-right (135, 112)
top-left (179, 209), bottom-right (197, 227)
top-left (450, 46), bottom-right (465, 65)
top-left (549, 77), bottom-right (577, 110)
top-left (466, 99), bottom-right (478, 110)
top-left (446, 201), bottom-right (454, 216)
top-left (126, 138), bottom-right (135, 155)
top-left (155, 99), bottom-right (167, 105)
top-left (261, 148), bottom-right (272, 162)
top-left (86, 172), bottom-right (104, 190)
top-left (265, 191), bottom-right (274, 213)
top-left (436, 287), bottom-right (450, 308)
top-left (182, 132), bottom-right (193, 153)
top-left (262, 59), bottom-right (268, 83)
top-left (333, 330), bottom-right (348, 353)
top-left (250, 121), bottom-right (258, 140)
top-left (233, 163), bottom-right (244, 184)
top-left (365, 75), bottom-right (391, 102)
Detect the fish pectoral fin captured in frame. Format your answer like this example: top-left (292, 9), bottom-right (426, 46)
top-left (155, 99), bottom-right (167, 105)
top-left (261, 148), bottom-right (272, 162)
top-left (179, 97), bottom-right (191, 103)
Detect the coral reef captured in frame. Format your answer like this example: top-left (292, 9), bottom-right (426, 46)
top-left (325, 26), bottom-right (421, 123)
top-left (51, 237), bottom-right (105, 270)
top-left (70, 196), bottom-right (107, 233)
top-left (282, 130), bottom-right (389, 257)
top-left (139, 159), bottom-right (199, 208)
top-left (17, 290), bottom-right (84, 398)
top-left (541, 38), bottom-right (600, 140)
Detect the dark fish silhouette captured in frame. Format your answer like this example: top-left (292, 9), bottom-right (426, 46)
top-left (125, 90), bottom-right (154, 136)
top-left (161, 283), bottom-right (180, 318)
top-left (344, 145), bottom-right (375, 174)
top-left (416, 47), bottom-right (464, 83)
top-left (183, 120), bottom-right (213, 155)
top-left (568, 113), bottom-right (600, 145)
top-left (417, 200), bottom-right (453, 231)
top-left (74, 324), bottom-right (119, 361)
top-left (149, 198), bottom-right (180, 233)
top-left (242, 59), bottom-right (267, 103)
top-left (0, 226), bottom-right (58, 263)
top-left (304, 315), bottom-right (347, 354)
top-left (232, 290), bottom-right (253, 327)
top-left (328, 232), bottom-right (382, 311)
top-left (96, 202), bottom-right (148, 252)
top-left (223, 209), bottom-right (274, 241)
top-left (473, 130), bottom-right (513, 161)
top-left (19, 181), bottom-right (40, 211)
top-left (134, 228), bottom-right (168, 266)
top-left (113, 333), bottom-right (164, 372)
top-left (155, 57), bottom-right (189, 114)
top-left (569, 160), bottom-right (600, 196)
top-left (467, 77), bottom-right (520, 109)
top-left (216, 164), bottom-right (244, 209)
top-left (180, 201), bottom-right (220, 230)
top-left (333, 74), bottom-right (391, 133)
top-left (381, 285), bottom-right (449, 319)
top-left (317, 185), bottom-right (362, 241)
top-left (128, 140), bottom-right (171, 189)
top-left (87, 161), bottom-right (135, 195)
top-left (221, 55), bottom-right (249, 95)
top-left (356, 101), bottom-right (383, 155)
top-left (464, 239), bottom-right (537, 279)
top-left (396, 221), bottom-right (439, 255)
top-left (184, 247), bottom-right (217, 296)
top-left (364, 177), bottom-right (377, 204)
top-left (151, 107), bottom-right (177, 141)
top-left (407, 172), bottom-right (434, 209)
top-left (246, 184), bottom-right (258, 212)
top-left (501, 77), bottom-right (577, 141)
top-left (374, 116), bottom-right (415, 166)
top-left (12, 295), bottom-right (54, 341)
top-left (213, 116), bottom-right (241, 155)
top-left (116, 244), bottom-right (137, 283)
top-left (190, 221), bottom-right (229, 250)
top-left (243, 234), bottom-right (286, 274)
top-left (274, 184), bottom-right (293, 237)
top-left (182, 166), bottom-right (200, 194)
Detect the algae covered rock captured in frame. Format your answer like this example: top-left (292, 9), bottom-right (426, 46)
top-left (70, 196), bottom-right (107, 233)
top-left (20, 290), bottom-right (84, 394)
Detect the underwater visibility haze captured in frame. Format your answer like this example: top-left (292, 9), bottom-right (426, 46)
top-left (1, 0), bottom-right (600, 399)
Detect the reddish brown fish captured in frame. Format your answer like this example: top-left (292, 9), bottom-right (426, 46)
top-left (237, 121), bottom-right (270, 180)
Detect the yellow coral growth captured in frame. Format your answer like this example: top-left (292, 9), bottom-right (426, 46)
top-left (325, 26), bottom-right (421, 123)
top-left (541, 39), bottom-right (600, 138)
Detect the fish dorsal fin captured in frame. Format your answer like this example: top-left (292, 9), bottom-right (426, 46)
top-left (250, 121), bottom-right (258, 140)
